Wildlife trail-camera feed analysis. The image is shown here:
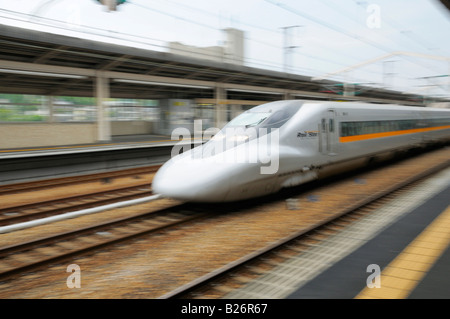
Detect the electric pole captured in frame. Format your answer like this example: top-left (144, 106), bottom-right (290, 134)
top-left (281, 25), bottom-right (302, 73)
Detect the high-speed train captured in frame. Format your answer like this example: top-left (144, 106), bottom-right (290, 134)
top-left (152, 100), bottom-right (450, 202)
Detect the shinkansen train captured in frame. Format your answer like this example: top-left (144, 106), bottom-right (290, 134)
top-left (152, 100), bottom-right (450, 202)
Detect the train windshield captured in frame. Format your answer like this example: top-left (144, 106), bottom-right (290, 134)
top-left (199, 101), bottom-right (301, 157)
top-left (259, 108), bottom-right (296, 129)
top-left (225, 104), bottom-right (299, 130)
top-left (226, 112), bottom-right (271, 128)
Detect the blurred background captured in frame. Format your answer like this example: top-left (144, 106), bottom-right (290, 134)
top-left (0, 0), bottom-right (449, 149)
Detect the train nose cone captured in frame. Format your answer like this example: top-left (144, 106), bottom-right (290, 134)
top-left (152, 157), bottom-right (231, 202)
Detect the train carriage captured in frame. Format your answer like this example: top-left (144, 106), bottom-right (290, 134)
top-left (153, 100), bottom-right (450, 202)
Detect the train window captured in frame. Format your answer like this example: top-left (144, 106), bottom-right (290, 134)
top-left (340, 122), bottom-right (347, 136)
top-left (341, 122), bottom-right (355, 136)
top-left (340, 117), bottom-right (450, 138)
top-left (398, 120), bottom-right (414, 130)
top-left (362, 121), bottom-right (373, 134)
top-left (329, 118), bottom-right (335, 132)
top-left (429, 117), bottom-right (450, 127)
top-left (321, 119), bottom-right (326, 131)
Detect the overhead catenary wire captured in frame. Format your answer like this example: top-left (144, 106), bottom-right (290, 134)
top-left (127, 0), bottom-right (385, 80)
top-left (319, 0), bottom-right (448, 87)
top-left (262, 0), bottom-right (449, 97)
top-left (127, 1), bottom-right (353, 72)
top-left (0, 4), bottom-right (365, 78)
top-left (0, 1), bottom-right (448, 97)
top-left (0, 4), bottom-right (416, 77)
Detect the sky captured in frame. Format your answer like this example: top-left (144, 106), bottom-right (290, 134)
top-left (0, 0), bottom-right (449, 99)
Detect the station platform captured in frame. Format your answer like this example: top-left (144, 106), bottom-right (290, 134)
top-left (225, 167), bottom-right (450, 299)
top-left (290, 182), bottom-right (450, 299)
top-left (0, 135), bottom-right (194, 185)
top-left (0, 135), bottom-right (182, 159)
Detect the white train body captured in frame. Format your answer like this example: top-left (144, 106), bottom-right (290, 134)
top-left (153, 100), bottom-right (450, 202)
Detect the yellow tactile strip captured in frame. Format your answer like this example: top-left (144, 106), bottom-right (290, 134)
top-left (356, 206), bottom-right (450, 299)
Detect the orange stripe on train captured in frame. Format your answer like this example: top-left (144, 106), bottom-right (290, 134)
top-left (339, 125), bottom-right (450, 143)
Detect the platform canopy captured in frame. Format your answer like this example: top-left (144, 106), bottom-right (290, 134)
top-left (0, 24), bottom-right (428, 105)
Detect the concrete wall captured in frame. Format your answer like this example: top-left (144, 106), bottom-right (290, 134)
top-left (0, 123), bottom-right (97, 149)
top-left (110, 120), bottom-right (154, 136)
top-left (168, 42), bottom-right (224, 63)
top-left (168, 28), bottom-right (244, 66)
top-left (427, 102), bottom-right (450, 108)
top-left (158, 99), bottom-right (194, 135)
top-left (223, 28), bottom-right (244, 65)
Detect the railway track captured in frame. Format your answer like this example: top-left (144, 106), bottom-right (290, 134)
top-left (159, 148), bottom-right (450, 299)
top-left (163, 175), bottom-right (438, 299)
top-left (0, 164), bottom-right (178, 282)
top-left (0, 185), bottom-right (154, 226)
top-left (0, 165), bottom-right (161, 227)
top-left (0, 146), bottom-right (449, 298)
top-left (0, 201), bottom-right (204, 281)
top-left (0, 165), bottom-right (160, 196)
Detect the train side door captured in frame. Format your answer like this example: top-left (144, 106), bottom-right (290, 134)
top-left (319, 109), bottom-right (338, 156)
top-left (418, 111), bottom-right (429, 144)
